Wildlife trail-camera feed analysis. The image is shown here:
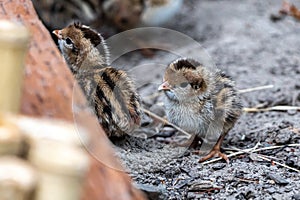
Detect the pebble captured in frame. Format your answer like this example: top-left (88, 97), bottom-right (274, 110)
top-left (188, 170), bottom-right (200, 179)
top-left (212, 163), bottom-right (226, 170)
top-left (295, 83), bottom-right (300, 90)
top-left (186, 192), bottom-right (197, 200)
top-left (135, 183), bottom-right (167, 200)
top-left (278, 120), bottom-right (293, 129)
top-left (188, 180), bottom-right (221, 192)
top-left (286, 155), bottom-right (300, 169)
top-left (270, 13), bottom-right (285, 22)
top-left (174, 179), bottom-right (189, 189)
top-left (156, 126), bottom-right (176, 138)
top-left (265, 187), bottom-right (277, 194)
top-left (273, 193), bottom-right (283, 200)
top-left (275, 129), bottom-right (292, 144)
top-left (284, 185), bottom-right (293, 192)
top-left (267, 173), bottom-right (289, 185)
top-left (293, 193), bottom-right (300, 200)
top-left (287, 109), bottom-right (297, 115)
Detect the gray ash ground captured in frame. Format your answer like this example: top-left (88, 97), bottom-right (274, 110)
top-left (110, 0), bottom-right (300, 199)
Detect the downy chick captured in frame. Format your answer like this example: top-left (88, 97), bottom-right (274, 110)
top-left (158, 58), bottom-right (243, 162)
top-left (53, 22), bottom-right (141, 137)
top-left (102, 0), bottom-right (183, 30)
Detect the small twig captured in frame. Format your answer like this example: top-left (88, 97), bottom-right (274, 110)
top-left (238, 85), bottom-right (274, 94)
top-left (235, 177), bottom-right (259, 184)
top-left (251, 144), bottom-right (300, 151)
top-left (255, 154), bottom-right (300, 173)
top-left (172, 177), bottom-right (184, 186)
top-left (243, 106), bottom-right (300, 113)
top-left (229, 146), bottom-right (281, 161)
top-left (222, 141), bottom-right (261, 154)
top-left (198, 187), bottom-right (222, 194)
top-left (202, 144), bottom-right (262, 165)
top-left (254, 153), bottom-right (281, 161)
top-left (202, 143), bottom-right (300, 165)
top-left (141, 107), bottom-right (192, 138)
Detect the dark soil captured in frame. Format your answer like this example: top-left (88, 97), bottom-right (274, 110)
top-left (110, 0), bottom-right (300, 199)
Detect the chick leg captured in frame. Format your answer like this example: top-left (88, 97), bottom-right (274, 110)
top-left (198, 132), bottom-right (229, 163)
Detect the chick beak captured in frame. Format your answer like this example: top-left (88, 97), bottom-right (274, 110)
top-left (52, 30), bottom-right (62, 39)
top-left (158, 81), bottom-right (171, 91)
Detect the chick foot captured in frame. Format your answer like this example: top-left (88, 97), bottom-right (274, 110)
top-left (198, 147), bottom-right (229, 164)
top-left (198, 132), bottom-right (229, 163)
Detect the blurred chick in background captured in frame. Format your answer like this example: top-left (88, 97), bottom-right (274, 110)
top-left (32, 0), bottom-right (103, 29)
top-left (103, 0), bottom-right (183, 30)
top-left (32, 0), bottom-right (183, 31)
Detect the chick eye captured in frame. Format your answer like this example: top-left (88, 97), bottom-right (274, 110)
top-left (191, 83), bottom-right (201, 90)
top-left (65, 38), bottom-right (73, 45)
top-left (179, 82), bottom-right (189, 88)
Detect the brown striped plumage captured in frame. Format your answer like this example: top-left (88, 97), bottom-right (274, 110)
top-left (76, 67), bottom-right (141, 136)
top-left (158, 58), bottom-right (243, 162)
top-left (53, 22), bottom-right (141, 137)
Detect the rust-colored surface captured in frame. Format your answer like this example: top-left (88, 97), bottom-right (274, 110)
top-left (0, 0), bottom-right (145, 200)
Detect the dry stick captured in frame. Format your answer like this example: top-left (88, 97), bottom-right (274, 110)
top-left (252, 153), bottom-right (281, 161)
top-left (256, 154), bottom-right (300, 173)
top-left (202, 143), bottom-right (300, 166)
top-left (223, 141), bottom-right (261, 152)
top-left (238, 84), bottom-right (274, 94)
top-left (243, 106), bottom-right (300, 113)
top-left (235, 177), bottom-right (259, 184)
top-left (237, 85), bottom-right (300, 112)
top-left (202, 142), bottom-right (261, 165)
top-left (230, 146), bottom-right (300, 173)
top-left (141, 107), bottom-right (192, 138)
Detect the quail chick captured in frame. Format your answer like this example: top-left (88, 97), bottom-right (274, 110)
top-left (103, 0), bottom-right (145, 30)
top-left (141, 0), bottom-right (183, 26)
top-left (158, 58), bottom-right (243, 162)
top-left (52, 22), bottom-right (141, 137)
top-left (32, 0), bottom-right (103, 29)
top-left (102, 0), bottom-right (183, 30)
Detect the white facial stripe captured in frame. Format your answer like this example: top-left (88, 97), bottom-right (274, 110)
top-left (58, 39), bottom-right (64, 51)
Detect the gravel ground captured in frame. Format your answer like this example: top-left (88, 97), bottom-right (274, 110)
top-left (40, 0), bottom-right (300, 199)
top-left (110, 0), bottom-right (300, 199)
